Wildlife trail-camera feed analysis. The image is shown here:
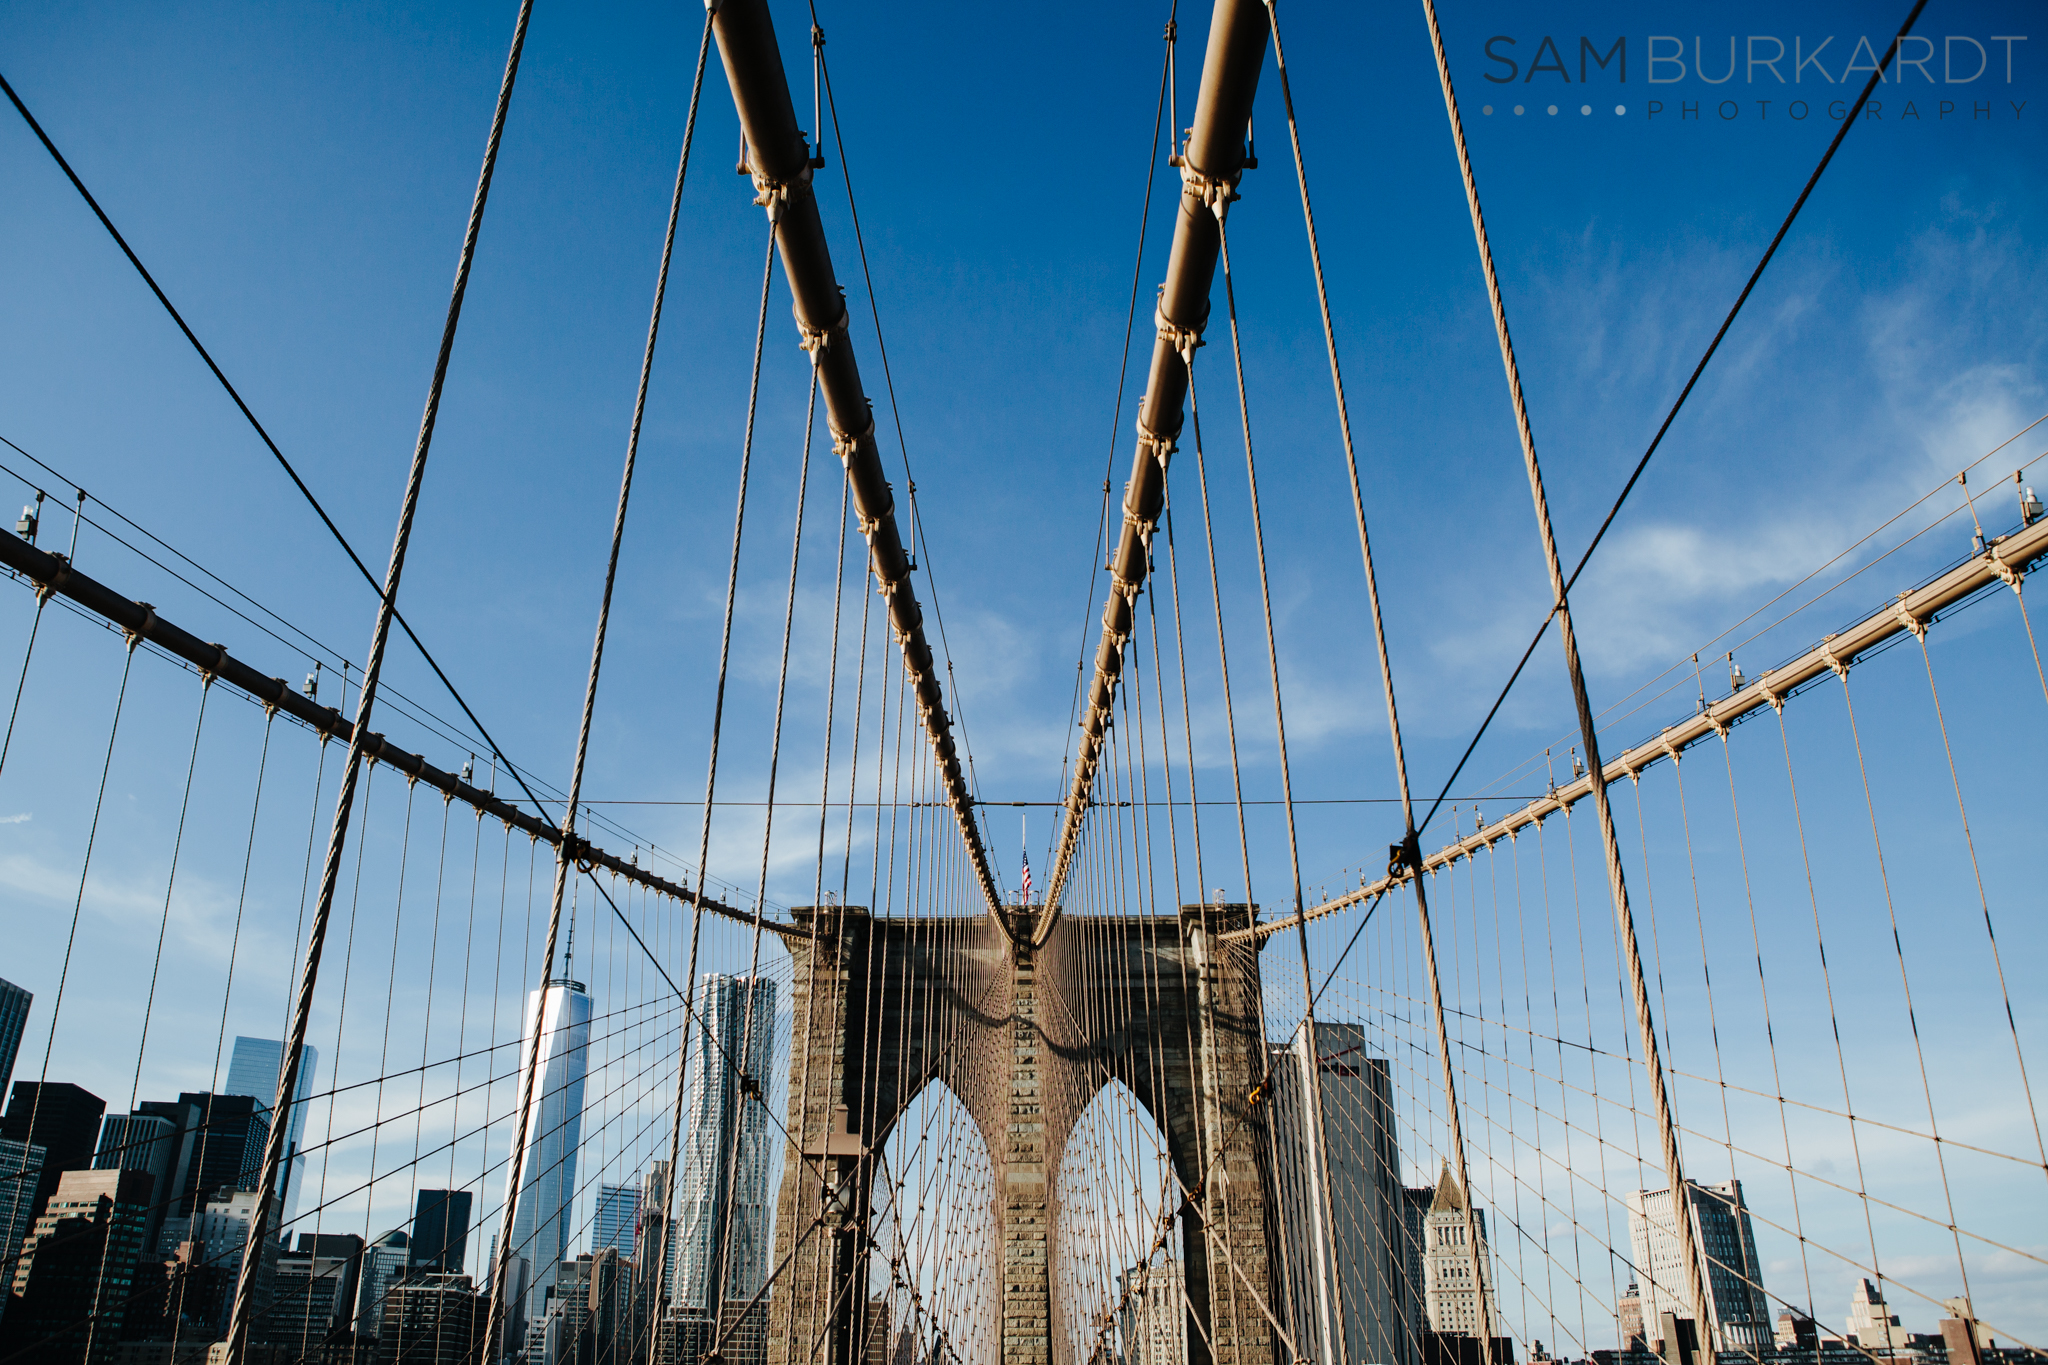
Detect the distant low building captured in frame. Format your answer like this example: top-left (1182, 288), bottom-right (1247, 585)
top-left (1846, 1278), bottom-right (1909, 1353)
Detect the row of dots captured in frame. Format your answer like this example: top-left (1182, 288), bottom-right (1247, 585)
top-left (1484, 103), bottom-right (1629, 116)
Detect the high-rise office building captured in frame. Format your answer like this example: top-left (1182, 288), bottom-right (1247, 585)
top-left (1266, 1022), bottom-right (1411, 1365)
top-left (553, 1249), bottom-right (631, 1365)
top-left (508, 979), bottom-right (592, 1329)
top-left (1115, 1260), bottom-right (1187, 1365)
top-left (186, 1187), bottom-right (283, 1332)
top-left (0, 1137), bottom-right (46, 1316)
top-left (1417, 1165), bottom-right (1495, 1339)
top-left (357, 1230), bottom-right (411, 1340)
top-left (96, 1110), bottom-right (182, 1256)
top-left (412, 1189), bottom-right (475, 1276)
top-left (125, 1098), bottom-right (203, 1251)
top-left (266, 1239), bottom-right (363, 1347)
top-left (1619, 1283), bottom-right (1647, 1351)
top-left (592, 1183), bottom-right (639, 1260)
top-left (632, 1162), bottom-right (673, 1349)
top-left (7, 1167), bottom-right (155, 1365)
top-left (375, 1272), bottom-right (486, 1365)
top-left (0, 978), bottom-right (30, 1096)
top-left (224, 1037), bottom-right (318, 1237)
top-left (158, 1093), bottom-right (269, 1252)
top-left (673, 975), bottom-right (776, 1312)
top-left (1, 1080), bottom-right (107, 1226)
top-left (1626, 1181), bottom-right (1769, 1353)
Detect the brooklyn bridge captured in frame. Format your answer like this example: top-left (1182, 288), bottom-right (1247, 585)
top-left (0, 4), bottom-right (2039, 1365)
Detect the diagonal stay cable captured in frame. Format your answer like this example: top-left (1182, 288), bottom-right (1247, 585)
top-left (1411, 0), bottom-right (1929, 841)
top-left (222, 1), bottom-right (538, 1357)
top-left (0, 67), bottom-right (555, 825)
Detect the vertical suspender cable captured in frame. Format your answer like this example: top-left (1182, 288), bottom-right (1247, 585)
top-left (656, 218), bottom-right (781, 1352)
top-left (490, 11), bottom-right (716, 1360)
top-left (224, 3), bottom-right (537, 1358)
top-left (1260, 0), bottom-right (1491, 1348)
top-left (1416, 0), bottom-right (1706, 1340)
top-left (1211, 207), bottom-right (1351, 1365)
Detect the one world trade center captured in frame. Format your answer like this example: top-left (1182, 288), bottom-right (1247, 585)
top-left (506, 976), bottom-right (592, 1330)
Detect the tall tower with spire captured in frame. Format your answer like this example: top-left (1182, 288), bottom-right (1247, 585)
top-left (506, 970), bottom-right (593, 1332)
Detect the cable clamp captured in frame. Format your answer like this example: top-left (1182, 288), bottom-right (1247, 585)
top-left (126, 602), bottom-right (156, 653)
top-left (1136, 431), bottom-right (1176, 476)
top-left (1893, 594), bottom-right (1928, 640)
top-left (750, 169), bottom-right (804, 222)
top-left (200, 642), bottom-right (230, 686)
top-left (34, 552), bottom-right (69, 605)
top-left (831, 413), bottom-right (875, 464)
top-left (1154, 299), bottom-right (1206, 359)
top-left (1988, 546), bottom-right (2026, 594)
top-left (797, 299), bottom-right (849, 359)
top-left (264, 679), bottom-right (287, 718)
top-left (1179, 157), bottom-right (1241, 215)
top-left (1758, 670), bottom-right (1788, 714)
top-left (1820, 634), bottom-right (1852, 679)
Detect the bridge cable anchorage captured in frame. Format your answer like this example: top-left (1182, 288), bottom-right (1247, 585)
top-left (0, 72), bottom-right (561, 835)
top-left (712, 0), bottom-right (1004, 932)
top-left (488, 7), bottom-right (714, 1355)
top-left (223, 2), bottom-right (537, 1355)
top-left (1421, 0), bottom-right (1707, 1339)
top-left (1041, 0), bottom-right (1269, 933)
top-left (1408, 0), bottom-right (1933, 847)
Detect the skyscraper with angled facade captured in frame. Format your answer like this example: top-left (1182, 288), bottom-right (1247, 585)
top-left (1627, 1181), bottom-right (1769, 1354)
top-left (672, 975), bottom-right (777, 1312)
top-left (0, 977), bottom-right (30, 1097)
top-left (507, 977), bottom-right (593, 1329)
top-left (224, 1035), bottom-right (318, 1237)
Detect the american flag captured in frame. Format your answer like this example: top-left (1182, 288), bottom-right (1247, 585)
top-left (1020, 819), bottom-right (1033, 905)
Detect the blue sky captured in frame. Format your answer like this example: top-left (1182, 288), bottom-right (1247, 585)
top-left (0, 0), bottom-right (2041, 1348)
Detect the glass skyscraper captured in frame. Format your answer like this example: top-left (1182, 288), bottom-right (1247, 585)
top-left (0, 977), bottom-right (30, 1097)
top-left (592, 1181), bottom-right (640, 1258)
top-left (673, 974), bottom-right (777, 1312)
top-left (224, 1036), bottom-right (318, 1234)
top-left (507, 978), bottom-right (592, 1326)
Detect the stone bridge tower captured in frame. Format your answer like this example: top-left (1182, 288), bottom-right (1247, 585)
top-left (763, 904), bottom-right (1275, 1365)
